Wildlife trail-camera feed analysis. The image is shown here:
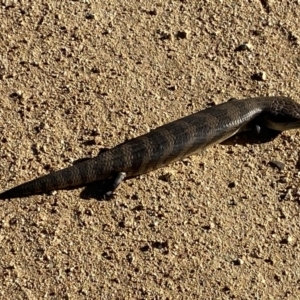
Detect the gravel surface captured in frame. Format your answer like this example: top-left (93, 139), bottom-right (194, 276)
top-left (0, 1), bottom-right (300, 299)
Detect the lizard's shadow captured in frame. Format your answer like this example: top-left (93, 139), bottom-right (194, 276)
top-left (221, 127), bottom-right (280, 146)
top-left (79, 177), bottom-right (119, 201)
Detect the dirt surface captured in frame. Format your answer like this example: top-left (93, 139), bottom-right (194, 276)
top-left (0, 1), bottom-right (300, 299)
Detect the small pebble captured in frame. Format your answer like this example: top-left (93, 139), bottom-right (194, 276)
top-left (252, 71), bottom-right (267, 81)
top-left (148, 8), bottom-right (157, 16)
top-left (86, 12), bottom-right (95, 20)
top-left (228, 181), bottom-right (237, 188)
top-left (281, 235), bottom-right (294, 244)
top-left (10, 90), bottom-right (23, 99)
top-left (235, 42), bottom-right (253, 51)
top-left (279, 176), bottom-right (289, 183)
top-left (176, 30), bottom-right (190, 39)
top-left (209, 222), bottom-right (215, 229)
top-left (269, 160), bottom-right (285, 170)
top-left (158, 171), bottom-right (175, 183)
top-left (84, 208), bottom-right (93, 216)
top-left (283, 189), bottom-right (293, 201)
top-left (236, 258), bottom-right (244, 265)
top-left (126, 253), bottom-right (134, 263)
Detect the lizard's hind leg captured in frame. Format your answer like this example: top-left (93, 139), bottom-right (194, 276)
top-left (110, 172), bottom-right (127, 191)
top-left (99, 172), bottom-right (127, 199)
top-left (80, 172), bottom-right (127, 200)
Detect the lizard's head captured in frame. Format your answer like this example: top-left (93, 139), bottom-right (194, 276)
top-left (265, 97), bottom-right (300, 131)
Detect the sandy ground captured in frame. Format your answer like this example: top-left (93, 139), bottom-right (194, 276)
top-left (0, 1), bottom-right (300, 299)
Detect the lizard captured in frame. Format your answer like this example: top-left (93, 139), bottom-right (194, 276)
top-left (1, 96), bottom-right (300, 199)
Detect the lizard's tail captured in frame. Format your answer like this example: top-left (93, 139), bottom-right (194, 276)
top-left (0, 158), bottom-right (108, 199)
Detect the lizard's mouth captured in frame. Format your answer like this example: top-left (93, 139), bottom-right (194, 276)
top-left (264, 115), bottom-right (300, 131)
